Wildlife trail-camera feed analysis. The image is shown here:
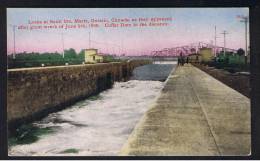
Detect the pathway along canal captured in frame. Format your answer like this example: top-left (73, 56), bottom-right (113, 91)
top-left (8, 61), bottom-right (176, 156)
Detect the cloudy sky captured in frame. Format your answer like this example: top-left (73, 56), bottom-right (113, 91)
top-left (7, 8), bottom-right (249, 55)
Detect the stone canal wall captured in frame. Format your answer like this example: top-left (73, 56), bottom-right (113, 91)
top-left (7, 60), bottom-right (151, 128)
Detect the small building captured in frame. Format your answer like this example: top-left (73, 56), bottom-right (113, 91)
top-left (188, 53), bottom-right (202, 63)
top-left (84, 49), bottom-right (104, 63)
top-left (199, 47), bottom-right (214, 62)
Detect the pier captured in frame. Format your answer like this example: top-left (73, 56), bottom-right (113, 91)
top-left (120, 64), bottom-right (250, 156)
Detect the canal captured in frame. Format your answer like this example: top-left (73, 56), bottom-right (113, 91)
top-left (8, 61), bottom-right (176, 156)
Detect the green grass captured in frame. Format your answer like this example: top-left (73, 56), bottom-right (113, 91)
top-left (60, 148), bottom-right (79, 154)
top-left (8, 124), bottom-right (55, 147)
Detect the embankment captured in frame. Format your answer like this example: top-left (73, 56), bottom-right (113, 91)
top-left (7, 60), bottom-right (151, 129)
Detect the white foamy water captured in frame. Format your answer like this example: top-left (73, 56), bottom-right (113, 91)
top-left (153, 61), bottom-right (177, 64)
top-left (9, 80), bottom-right (164, 156)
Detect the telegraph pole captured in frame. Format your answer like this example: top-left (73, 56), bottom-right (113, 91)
top-left (61, 33), bottom-right (65, 58)
top-left (121, 38), bottom-right (124, 55)
top-left (221, 30), bottom-right (228, 56)
top-left (237, 15), bottom-right (248, 65)
top-left (214, 26), bottom-right (219, 57)
top-left (12, 25), bottom-right (16, 59)
top-left (89, 31), bottom-right (91, 49)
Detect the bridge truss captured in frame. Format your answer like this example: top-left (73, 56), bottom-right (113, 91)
top-left (151, 42), bottom-right (237, 57)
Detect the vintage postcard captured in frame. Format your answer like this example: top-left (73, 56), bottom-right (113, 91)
top-left (6, 8), bottom-right (250, 156)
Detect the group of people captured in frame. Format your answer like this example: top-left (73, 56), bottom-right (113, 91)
top-left (178, 56), bottom-right (189, 66)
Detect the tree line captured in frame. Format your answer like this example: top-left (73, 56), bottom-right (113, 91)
top-left (8, 48), bottom-right (119, 69)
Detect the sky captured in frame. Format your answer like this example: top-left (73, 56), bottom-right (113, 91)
top-left (7, 8), bottom-right (249, 55)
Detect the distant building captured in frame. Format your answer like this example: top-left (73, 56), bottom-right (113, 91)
top-left (199, 47), bottom-right (214, 62)
top-left (84, 49), bottom-right (104, 63)
top-left (188, 53), bottom-right (201, 63)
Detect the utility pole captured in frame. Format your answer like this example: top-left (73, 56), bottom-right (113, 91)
top-left (105, 41), bottom-right (108, 54)
top-left (121, 38), bottom-right (124, 55)
top-left (214, 25), bottom-right (219, 57)
top-left (112, 47), bottom-right (115, 55)
top-left (89, 31), bottom-right (91, 49)
top-left (61, 33), bottom-right (65, 58)
top-left (12, 25), bottom-right (16, 59)
top-left (221, 30), bottom-right (228, 56)
top-left (237, 15), bottom-right (248, 65)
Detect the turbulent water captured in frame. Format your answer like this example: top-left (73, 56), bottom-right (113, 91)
top-left (9, 62), bottom-right (176, 156)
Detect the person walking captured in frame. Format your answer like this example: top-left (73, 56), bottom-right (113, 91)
top-left (186, 56), bottom-right (189, 64)
top-left (179, 52), bottom-right (184, 66)
top-left (181, 57), bottom-right (184, 66)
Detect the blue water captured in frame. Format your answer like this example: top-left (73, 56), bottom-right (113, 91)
top-left (131, 62), bottom-right (176, 81)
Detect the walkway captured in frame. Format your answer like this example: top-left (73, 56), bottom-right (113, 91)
top-left (120, 64), bottom-right (251, 156)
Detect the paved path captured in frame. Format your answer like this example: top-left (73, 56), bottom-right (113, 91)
top-left (120, 64), bottom-right (251, 156)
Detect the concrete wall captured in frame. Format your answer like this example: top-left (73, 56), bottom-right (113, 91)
top-left (7, 60), bottom-right (151, 128)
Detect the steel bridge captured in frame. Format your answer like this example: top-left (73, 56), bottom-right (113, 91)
top-left (151, 42), bottom-right (237, 57)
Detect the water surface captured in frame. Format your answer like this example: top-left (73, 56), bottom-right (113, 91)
top-left (9, 62), bottom-right (176, 156)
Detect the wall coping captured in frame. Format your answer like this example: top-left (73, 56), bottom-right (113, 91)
top-left (8, 62), bottom-right (123, 72)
